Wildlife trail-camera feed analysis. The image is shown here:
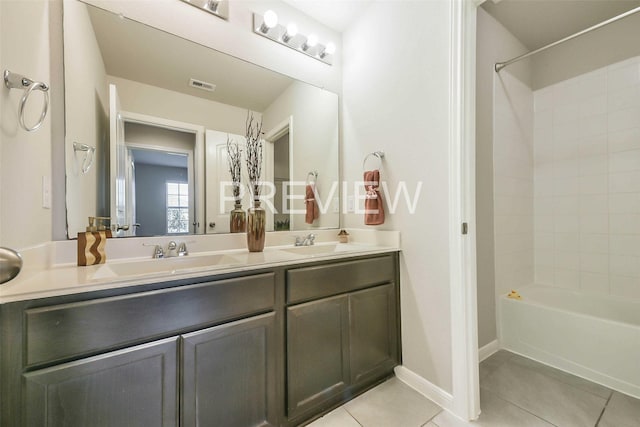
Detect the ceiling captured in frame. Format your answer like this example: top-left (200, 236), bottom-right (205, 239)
top-left (281, 0), bottom-right (372, 33)
top-left (481, 0), bottom-right (640, 50)
top-left (131, 149), bottom-right (188, 169)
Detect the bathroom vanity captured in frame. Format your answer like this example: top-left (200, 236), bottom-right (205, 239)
top-left (0, 249), bottom-right (400, 426)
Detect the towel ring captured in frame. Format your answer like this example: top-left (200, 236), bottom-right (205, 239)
top-left (306, 171), bottom-right (318, 185)
top-left (74, 142), bottom-right (96, 174)
top-left (3, 70), bottom-right (49, 132)
top-left (363, 151), bottom-right (385, 171)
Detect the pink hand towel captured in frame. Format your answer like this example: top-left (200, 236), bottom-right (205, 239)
top-left (305, 184), bottom-right (319, 224)
top-left (364, 170), bottom-right (384, 225)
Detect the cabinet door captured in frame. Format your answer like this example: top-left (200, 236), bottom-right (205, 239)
top-left (182, 312), bottom-right (277, 427)
top-left (349, 283), bottom-right (398, 384)
top-left (287, 295), bottom-right (349, 419)
top-left (23, 337), bottom-right (178, 427)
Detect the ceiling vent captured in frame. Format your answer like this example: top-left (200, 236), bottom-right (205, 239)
top-left (189, 78), bottom-right (216, 92)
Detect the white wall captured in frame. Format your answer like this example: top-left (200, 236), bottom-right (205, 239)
top-left (343, 0), bottom-right (453, 392)
top-left (85, 0), bottom-right (342, 94)
top-left (475, 8), bottom-right (531, 348)
top-left (0, 0), bottom-right (3, 243)
top-left (531, 12), bottom-right (640, 90)
top-left (64, 0), bottom-right (109, 237)
top-left (109, 76), bottom-right (248, 135)
top-left (0, 0), bottom-right (52, 249)
top-left (533, 55), bottom-right (640, 299)
top-left (262, 81), bottom-right (339, 229)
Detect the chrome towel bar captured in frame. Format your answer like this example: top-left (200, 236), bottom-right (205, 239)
top-left (3, 69), bottom-right (49, 132)
top-left (363, 151), bottom-right (385, 171)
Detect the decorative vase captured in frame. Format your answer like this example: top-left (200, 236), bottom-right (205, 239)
top-left (230, 202), bottom-right (246, 233)
top-left (247, 200), bottom-right (266, 252)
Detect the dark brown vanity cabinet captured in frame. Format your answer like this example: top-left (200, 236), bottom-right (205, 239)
top-left (287, 294), bottom-right (351, 419)
top-left (182, 312), bottom-right (278, 427)
top-left (1, 272), bottom-right (278, 427)
top-left (22, 314), bottom-right (278, 427)
top-left (285, 256), bottom-right (400, 423)
top-left (23, 337), bottom-right (179, 427)
top-left (0, 252), bottom-right (399, 427)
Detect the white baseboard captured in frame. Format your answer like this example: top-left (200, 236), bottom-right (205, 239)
top-left (478, 339), bottom-right (500, 362)
top-left (394, 365), bottom-right (454, 412)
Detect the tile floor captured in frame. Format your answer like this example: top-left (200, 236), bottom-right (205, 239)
top-left (307, 350), bottom-right (640, 427)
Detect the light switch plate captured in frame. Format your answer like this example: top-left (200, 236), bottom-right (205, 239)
top-left (347, 196), bottom-right (355, 213)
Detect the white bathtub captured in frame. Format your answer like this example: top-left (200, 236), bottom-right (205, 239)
top-left (499, 285), bottom-right (640, 399)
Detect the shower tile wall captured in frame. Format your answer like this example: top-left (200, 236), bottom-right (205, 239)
top-left (493, 71), bottom-right (535, 296)
top-left (533, 55), bottom-right (640, 298)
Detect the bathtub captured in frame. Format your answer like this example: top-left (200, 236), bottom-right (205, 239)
top-left (499, 285), bottom-right (640, 399)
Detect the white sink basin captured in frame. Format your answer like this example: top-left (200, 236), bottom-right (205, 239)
top-left (100, 254), bottom-right (241, 277)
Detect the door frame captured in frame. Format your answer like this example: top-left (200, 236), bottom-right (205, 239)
top-left (119, 111), bottom-right (205, 235)
top-left (264, 116), bottom-right (294, 230)
top-left (449, 0), bottom-right (481, 420)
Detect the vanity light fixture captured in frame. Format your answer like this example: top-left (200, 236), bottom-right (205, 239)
top-left (204, 0), bottom-right (220, 13)
top-left (260, 10), bottom-right (278, 33)
top-left (179, 0), bottom-right (228, 20)
top-left (320, 43), bottom-right (336, 59)
top-left (302, 34), bottom-right (318, 52)
top-left (282, 22), bottom-right (298, 43)
top-left (252, 12), bottom-right (335, 65)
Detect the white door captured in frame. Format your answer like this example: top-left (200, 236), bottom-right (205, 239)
top-left (205, 130), bottom-right (245, 233)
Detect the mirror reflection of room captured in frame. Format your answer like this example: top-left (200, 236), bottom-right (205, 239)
top-left (63, 0), bottom-right (339, 239)
top-left (272, 130), bottom-right (290, 231)
top-left (124, 122), bottom-right (196, 237)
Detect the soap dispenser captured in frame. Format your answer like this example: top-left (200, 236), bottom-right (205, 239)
top-left (77, 216), bottom-right (111, 266)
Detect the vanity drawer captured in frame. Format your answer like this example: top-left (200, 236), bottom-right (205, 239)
top-left (24, 273), bottom-right (275, 367)
top-left (286, 255), bottom-right (395, 304)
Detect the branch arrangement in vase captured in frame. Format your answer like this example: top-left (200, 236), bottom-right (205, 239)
top-left (226, 135), bottom-right (242, 202)
top-left (245, 111), bottom-right (264, 201)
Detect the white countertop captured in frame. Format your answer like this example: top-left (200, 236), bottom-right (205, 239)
top-left (0, 229), bottom-right (400, 304)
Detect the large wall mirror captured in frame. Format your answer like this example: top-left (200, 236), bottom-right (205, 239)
top-left (64, 0), bottom-right (339, 239)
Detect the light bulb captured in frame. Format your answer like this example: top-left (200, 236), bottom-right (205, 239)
top-left (282, 22), bottom-right (298, 42)
top-left (303, 34), bottom-right (318, 51)
top-left (264, 10), bottom-right (278, 28)
top-left (260, 10), bottom-right (278, 33)
top-left (323, 43), bottom-right (336, 55)
top-left (205, 0), bottom-right (219, 12)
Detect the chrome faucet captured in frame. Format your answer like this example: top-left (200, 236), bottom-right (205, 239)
top-left (177, 242), bottom-right (188, 256)
top-left (152, 245), bottom-right (164, 259)
top-left (295, 233), bottom-right (316, 246)
top-left (166, 241), bottom-right (178, 257)
top-left (166, 241), bottom-right (189, 257)
top-left (145, 241), bottom-right (189, 259)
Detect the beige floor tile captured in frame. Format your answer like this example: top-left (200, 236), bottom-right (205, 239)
top-left (480, 350), bottom-right (514, 381)
top-left (599, 392), bottom-right (640, 427)
top-left (482, 359), bottom-right (607, 427)
top-left (344, 377), bottom-right (441, 427)
top-left (306, 407), bottom-right (362, 427)
top-left (508, 353), bottom-right (611, 399)
top-left (429, 388), bottom-right (553, 427)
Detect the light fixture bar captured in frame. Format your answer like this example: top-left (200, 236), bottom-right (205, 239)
top-left (252, 12), bottom-right (334, 66)
top-left (180, 0), bottom-right (228, 20)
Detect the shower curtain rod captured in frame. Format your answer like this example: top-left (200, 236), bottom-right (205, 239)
top-left (495, 5), bottom-right (640, 72)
